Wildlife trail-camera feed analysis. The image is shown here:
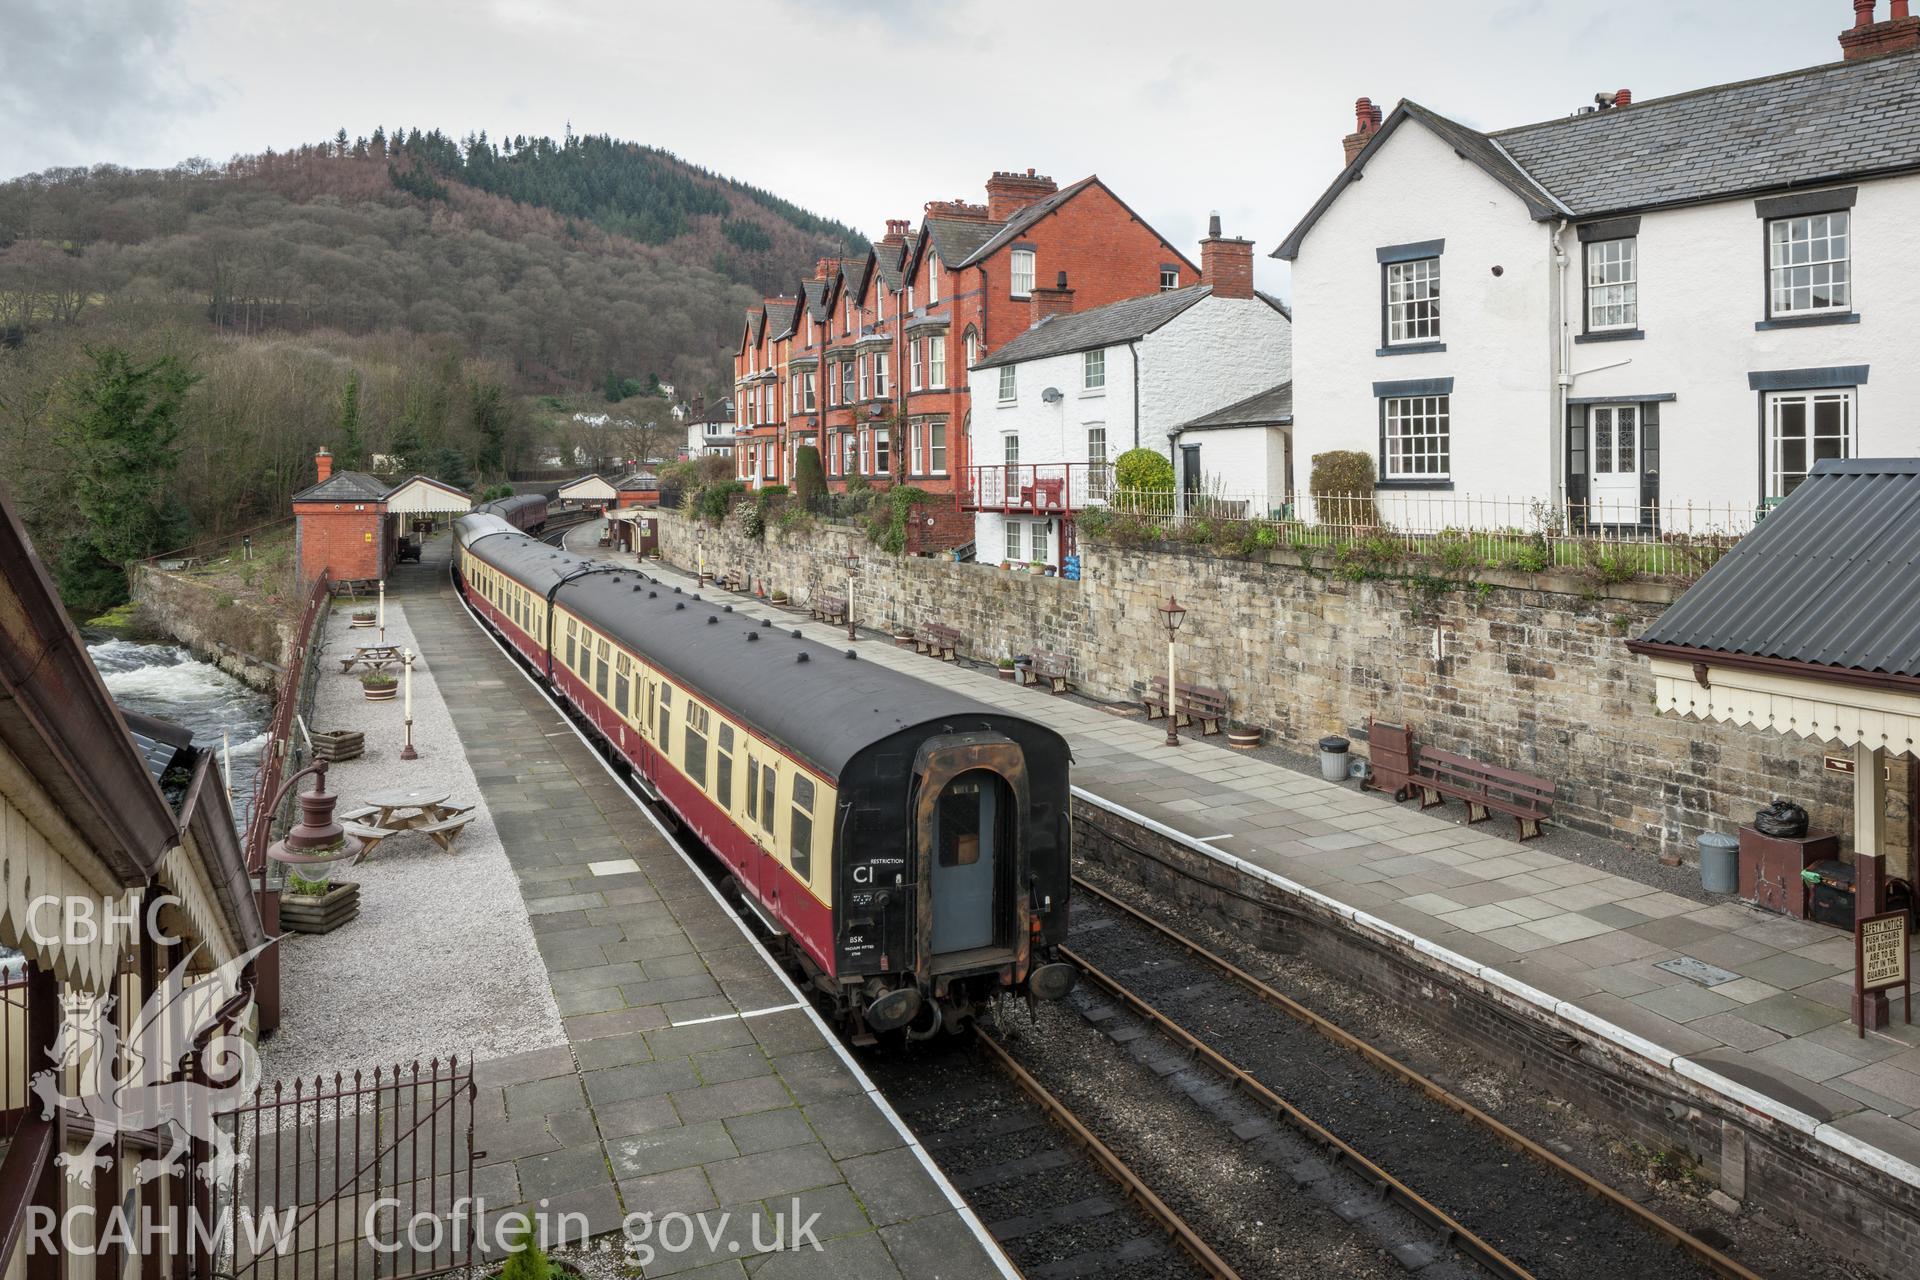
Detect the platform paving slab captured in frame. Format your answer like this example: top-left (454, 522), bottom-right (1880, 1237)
top-left (390, 543), bottom-right (1007, 1278)
top-left (582, 529), bottom-right (1920, 1195)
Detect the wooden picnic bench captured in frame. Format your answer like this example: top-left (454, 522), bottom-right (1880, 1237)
top-left (1143, 676), bottom-right (1228, 736)
top-left (339, 645), bottom-right (402, 675)
top-left (915, 623), bottom-right (962, 662)
top-left (415, 811), bottom-right (475, 852)
top-left (342, 820), bottom-right (401, 862)
top-left (812, 592), bottom-right (847, 625)
top-left (1412, 745), bottom-right (1555, 842)
top-left (1020, 650), bottom-right (1072, 695)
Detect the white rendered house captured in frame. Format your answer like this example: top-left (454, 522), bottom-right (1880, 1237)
top-left (965, 223), bottom-right (1292, 568)
top-left (1276, 22), bottom-right (1920, 533)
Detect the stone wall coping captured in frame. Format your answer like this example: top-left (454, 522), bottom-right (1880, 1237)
top-left (1074, 784), bottom-right (1920, 1193)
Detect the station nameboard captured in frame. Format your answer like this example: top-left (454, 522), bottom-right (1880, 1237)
top-left (1855, 911), bottom-right (1913, 1038)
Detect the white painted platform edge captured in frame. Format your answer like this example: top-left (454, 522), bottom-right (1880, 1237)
top-left (1072, 785), bottom-right (1920, 1192)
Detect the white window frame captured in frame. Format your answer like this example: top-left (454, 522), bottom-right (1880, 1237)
top-left (1010, 249), bottom-right (1036, 298)
top-left (873, 427), bottom-right (890, 473)
top-left (1385, 257), bottom-right (1441, 345)
top-left (911, 427), bottom-right (924, 475)
top-left (928, 265), bottom-right (938, 304)
top-left (1083, 349), bottom-right (1106, 393)
top-left (1005, 520), bottom-right (1023, 562)
top-left (802, 370), bottom-right (816, 412)
top-left (841, 432), bottom-right (857, 476)
top-left (1585, 237), bottom-right (1638, 332)
top-left (874, 352), bottom-right (889, 397)
top-left (1030, 521), bottom-right (1049, 563)
top-left (1765, 387), bottom-right (1854, 499)
top-left (997, 364), bottom-right (1016, 405)
top-left (910, 342), bottom-right (922, 391)
top-left (928, 420), bottom-right (947, 474)
top-left (858, 355), bottom-right (869, 400)
top-left (1087, 425), bottom-right (1108, 500)
top-left (877, 287), bottom-right (885, 321)
top-left (907, 284), bottom-right (915, 312)
top-left (1159, 266), bottom-right (1179, 291)
top-left (928, 336), bottom-right (946, 389)
top-left (1768, 210), bottom-right (1851, 318)
top-left (1003, 432), bottom-right (1019, 467)
top-left (1381, 394), bottom-right (1451, 480)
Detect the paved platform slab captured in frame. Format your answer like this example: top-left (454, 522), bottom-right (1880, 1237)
top-left (392, 542), bottom-right (1010, 1278)
top-left (580, 529), bottom-right (1920, 1193)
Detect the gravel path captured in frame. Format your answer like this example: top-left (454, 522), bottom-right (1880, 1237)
top-left (259, 603), bottom-right (566, 1084)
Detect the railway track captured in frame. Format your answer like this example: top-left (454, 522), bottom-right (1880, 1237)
top-left (1060, 873), bottom-right (1765, 1280)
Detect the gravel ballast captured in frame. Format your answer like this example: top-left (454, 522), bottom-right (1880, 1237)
top-left (260, 603), bottom-right (566, 1084)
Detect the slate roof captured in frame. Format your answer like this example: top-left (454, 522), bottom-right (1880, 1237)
top-left (972, 286), bottom-right (1212, 370)
top-left (924, 216), bottom-right (1003, 269)
top-left (293, 470), bottom-right (389, 502)
top-left (1276, 48), bottom-right (1920, 258)
top-left (1632, 459), bottom-right (1920, 680)
top-left (801, 278), bottom-right (830, 323)
top-left (1494, 49), bottom-right (1920, 218)
top-left (871, 246), bottom-right (904, 292)
top-left (1173, 381), bottom-right (1293, 434)
top-left (121, 708), bottom-right (193, 788)
top-left (764, 298), bottom-right (799, 341)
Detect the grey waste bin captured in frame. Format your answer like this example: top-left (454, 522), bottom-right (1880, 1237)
top-left (1318, 735), bottom-right (1351, 783)
top-left (1698, 832), bottom-right (1739, 895)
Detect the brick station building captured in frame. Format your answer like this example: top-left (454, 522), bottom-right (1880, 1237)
top-left (292, 448), bottom-right (400, 587)
top-left (732, 168), bottom-right (1200, 548)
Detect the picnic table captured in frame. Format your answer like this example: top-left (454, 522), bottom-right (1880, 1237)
top-left (342, 788), bottom-right (477, 857)
top-left (363, 787), bottom-right (452, 830)
top-left (339, 644), bottom-right (404, 675)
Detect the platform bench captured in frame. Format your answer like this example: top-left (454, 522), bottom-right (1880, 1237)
top-left (812, 593), bottom-right (847, 625)
top-left (723, 568), bottom-right (747, 593)
top-left (916, 623), bottom-right (962, 662)
top-left (1143, 676), bottom-right (1228, 736)
top-left (1021, 651), bottom-right (1073, 694)
top-left (1413, 747), bottom-right (1555, 841)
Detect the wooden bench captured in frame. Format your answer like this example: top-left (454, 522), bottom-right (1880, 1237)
top-left (812, 593), bottom-right (847, 625)
top-left (415, 812), bottom-right (475, 852)
top-left (1363, 719), bottom-right (1418, 802)
top-left (723, 568), bottom-right (747, 593)
top-left (915, 623), bottom-right (962, 662)
top-left (342, 820), bottom-right (401, 862)
top-left (1143, 676), bottom-right (1228, 736)
top-left (1413, 747), bottom-right (1555, 841)
top-left (1021, 651), bottom-right (1072, 695)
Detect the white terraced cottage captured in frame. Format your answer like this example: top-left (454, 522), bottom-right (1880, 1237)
top-left (1275, 5), bottom-right (1920, 533)
top-left (965, 220), bottom-right (1292, 570)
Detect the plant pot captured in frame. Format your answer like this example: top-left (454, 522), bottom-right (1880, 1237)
top-left (363, 683), bottom-right (397, 702)
top-left (771, 591), bottom-right (789, 605)
top-left (893, 631), bottom-right (915, 647)
top-left (1227, 726), bottom-right (1263, 750)
top-left (279, 881), bottom-right (360, 935)
top-left (349, 615), bottom-right (375, 629)
top-left (997, 667), bottom-right (1017, 681)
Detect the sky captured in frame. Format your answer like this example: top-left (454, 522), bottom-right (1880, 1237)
top-left (0, 0), bottom-right (1853, 293)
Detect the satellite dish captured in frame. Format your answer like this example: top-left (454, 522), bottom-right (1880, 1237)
top-left (1041, 387), bottom-right (1063, 403)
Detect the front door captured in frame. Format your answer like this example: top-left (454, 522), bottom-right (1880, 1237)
top-left (1180, 444), bottom-right (1202, 514)
top-left (930, 771), bottom-right (1003, 953)
top-left (1589, 404), bottom-right (1641, 527)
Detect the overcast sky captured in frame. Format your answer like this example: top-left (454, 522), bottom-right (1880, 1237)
top-left (0, 0), bottom-right (1851, 292)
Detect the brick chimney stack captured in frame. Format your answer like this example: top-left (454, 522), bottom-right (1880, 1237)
top-left (1342, 97), bottom-right (1384, 166)
top-left (815, 258), bottom-right (840, 279)
top-left (1842, 0), bottom-right (1920, 57)
top-left (1200, 214), bottom-right (1256, 300)
top-left (314, 447), bottom-right (333, 484)
top-left (985, 168), bottom-right (1059, 220)
top-left (924, 198), bottom-right (992, 222)
top-left (1029, 271), bottom-right (1075, 327)
top-left (880, 218), bottom-right (911, 249)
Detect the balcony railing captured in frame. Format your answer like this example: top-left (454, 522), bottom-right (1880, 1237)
top-left (964, 463), bottom-right (1114, 513)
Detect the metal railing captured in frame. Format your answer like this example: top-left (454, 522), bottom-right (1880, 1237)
top-left (1097, 489), bottom-right (1759, 579)
top-left (963, 463), bottom-right (1114, 513)
top-left (242, 571), bottom-right (331, 874)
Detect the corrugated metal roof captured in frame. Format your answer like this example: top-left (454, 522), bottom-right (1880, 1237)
top-left (1636, 459), bottom-right (1920, 678)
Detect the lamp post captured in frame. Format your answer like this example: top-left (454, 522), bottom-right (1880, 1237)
top-left (844, 552), bottom-right (859, 641)
top-left (377, 579), bottom-right (386, 643)
top-left (1159, 595), bottom-right (1186, 748)
top-left (400, 648), bottom-right (418, 761)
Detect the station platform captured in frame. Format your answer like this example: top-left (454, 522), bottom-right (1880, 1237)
top-left (565, 530), bottom-right (1920, 1211)
top-left (391, 542), bottom-right (1012, 1278)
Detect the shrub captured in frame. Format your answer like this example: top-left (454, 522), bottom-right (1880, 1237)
top-left (792, 446), bottom-right (825, 507)
top-left (1310, 451), bottom-right (1380, 528)
top-left (866, 486), bottom-right (929, 554)
top-left (1333, 533), bottom-right (1403, 582)
top-left (692, 480), bottom-right (744, 523)
top-left (1113, 448), bottom-right (1174, 512)
top-left (500, 1224), bottom-right (554, 1280)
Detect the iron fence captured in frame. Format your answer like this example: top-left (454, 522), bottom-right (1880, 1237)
top-left (207, 1059), bottom-right (476, 1280)
top-left (1098, 489), bottom-right (1760, 579)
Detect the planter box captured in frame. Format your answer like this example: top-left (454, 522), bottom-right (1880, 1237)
top-left (1227, 727), bottom-right (1264, 750)
top-left (279, 882), bottom-right (360, 935)
top-left (362, 684), bottom-right (398, 702)
top-left (312, 730), bottom-right (365, 763)
top-left (349, 616), bottom-right (376, 629)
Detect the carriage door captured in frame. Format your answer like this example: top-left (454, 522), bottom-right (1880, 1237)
top-left (1590, 404), bottom-right (1641, 528)
top-left (931, 770), bottom-right (1005, 953)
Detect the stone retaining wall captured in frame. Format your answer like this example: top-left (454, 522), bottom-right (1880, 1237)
top-left (653, 509), bottom-right (1904, 862)
top-left (130, 566), bottom-right (295, 691)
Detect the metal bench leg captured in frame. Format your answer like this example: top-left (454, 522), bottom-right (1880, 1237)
top-left (1516, 816), bottom-right (1542, 841)
top-left (1417, 786), bottom-right (1445, 809)
top-left (1466, 801), bottom-right (1490, 825)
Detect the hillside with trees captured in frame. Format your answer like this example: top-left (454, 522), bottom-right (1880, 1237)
top-left (0, 129), bottom-right (859, 611)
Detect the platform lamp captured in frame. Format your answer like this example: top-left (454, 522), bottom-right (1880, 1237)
top-left (399, 648), bottom-right (418, 761)
top-left (264, 761), bottom-right (363, 891)
top-left (844, 551), bottom-right (859, 641)
top-left (1159, 594), bottom-right (1186, 748)
top-left (377, 579), bottom-right (386, 643)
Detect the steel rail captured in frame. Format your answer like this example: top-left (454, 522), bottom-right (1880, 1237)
top-left (1071, 874), bottom-right (1765, 1280)
top-left (971, 1025), bottom-right (1242, 1280)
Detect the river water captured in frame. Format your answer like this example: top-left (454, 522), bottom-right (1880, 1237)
top-left (87, 637), bottom-right (274, 832)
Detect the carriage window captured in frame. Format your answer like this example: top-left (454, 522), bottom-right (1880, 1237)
top-left (564, 618), bottom-right (576, 670)
top-left (658, 682), bottom-right (673, 746)
top-left (684, 703), bottom-right (709, 788)
top-left (761, 765), bottom-right (776, 834)
top-left (614, 653), bottom-right (631, 718)
top-left (746, 757), bottom-right (759, 821)
top-left (716, 725), bottom-right (734, 809)
top-left (790, 776), bottom-right (815, 881)
top-left (939, 776), bottom-right (986, 866)
top-left (594, 639), bottom-right (609, 698)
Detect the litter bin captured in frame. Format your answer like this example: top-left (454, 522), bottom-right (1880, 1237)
top-left (1698, 831), bottom-right (1739, 895)
top-left (1318, 735), bottom-right (1351, 783)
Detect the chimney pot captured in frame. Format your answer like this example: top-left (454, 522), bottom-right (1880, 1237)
top-left (1344, 96), bottom-right (1382, 166)
top-left (1055, 270), bottom-right (1068, 289)
top-left (315, 447), bottom-right (333, 484)
top-left (1208, 212), bottom-right (1222, 237)
top-left (1855, 0), bottom-right (1877, 26)
top-left (1896, 0), bottom-right (1912, 17)
top-left (1841, 0), bottom-right (1918, 57)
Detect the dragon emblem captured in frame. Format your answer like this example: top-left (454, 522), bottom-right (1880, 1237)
top-left (32, 941), bottom-right (271, 1189)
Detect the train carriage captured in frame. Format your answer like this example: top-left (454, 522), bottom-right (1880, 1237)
top-left (453, 509), bottom-right (1075, 1037)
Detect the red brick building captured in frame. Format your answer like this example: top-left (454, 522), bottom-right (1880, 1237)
top-left (734, 169), bottom-right (1199, 530)
top-left (292, 448), bottom-right (399, 586)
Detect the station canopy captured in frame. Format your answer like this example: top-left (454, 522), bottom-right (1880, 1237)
top-left (1626, 459), bottom-right (1920, 759)
top-left (383, 475), bottom-right (474, 515)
